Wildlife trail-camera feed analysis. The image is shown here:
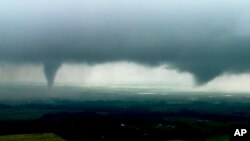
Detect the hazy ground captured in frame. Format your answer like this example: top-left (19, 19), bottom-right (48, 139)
top-left (0, 85), bottom-right (249, 140)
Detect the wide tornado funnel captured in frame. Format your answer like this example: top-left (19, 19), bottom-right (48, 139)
top-left (43, 62), bottom-right (61, 88)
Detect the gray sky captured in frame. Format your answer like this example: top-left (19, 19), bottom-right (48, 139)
top-left (1, 0), bottom-right (250, 89)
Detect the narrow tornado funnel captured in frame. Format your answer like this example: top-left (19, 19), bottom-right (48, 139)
top-left (43, 62), bottom-right (61, 88)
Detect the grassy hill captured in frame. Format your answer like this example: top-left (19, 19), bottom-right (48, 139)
top-left (0, 133), bottom-right (65, 141)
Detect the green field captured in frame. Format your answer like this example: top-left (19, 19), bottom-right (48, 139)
top-left (0, 133), bottom-right (65, 141)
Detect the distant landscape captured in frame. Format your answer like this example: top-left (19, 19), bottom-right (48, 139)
top-left (0, 85), bottom-right (249, 140)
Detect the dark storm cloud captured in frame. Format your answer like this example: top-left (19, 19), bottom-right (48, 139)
top-left (1, 0), bottom-right (250, 85)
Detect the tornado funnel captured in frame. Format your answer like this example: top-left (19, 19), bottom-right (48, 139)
top-left (43, 62), bottom-right (61, 88)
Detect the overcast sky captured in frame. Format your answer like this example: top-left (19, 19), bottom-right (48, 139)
top-left (1, 0), bottom-right (250, 92)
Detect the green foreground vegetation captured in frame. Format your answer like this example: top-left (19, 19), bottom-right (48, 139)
top-left (0, 133), bottom-right (65, 141)
top-left (0, 134), bottom-right (229, 141)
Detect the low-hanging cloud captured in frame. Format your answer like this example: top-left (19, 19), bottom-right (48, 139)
top-left (1, 0), bottom-right (250, 86)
